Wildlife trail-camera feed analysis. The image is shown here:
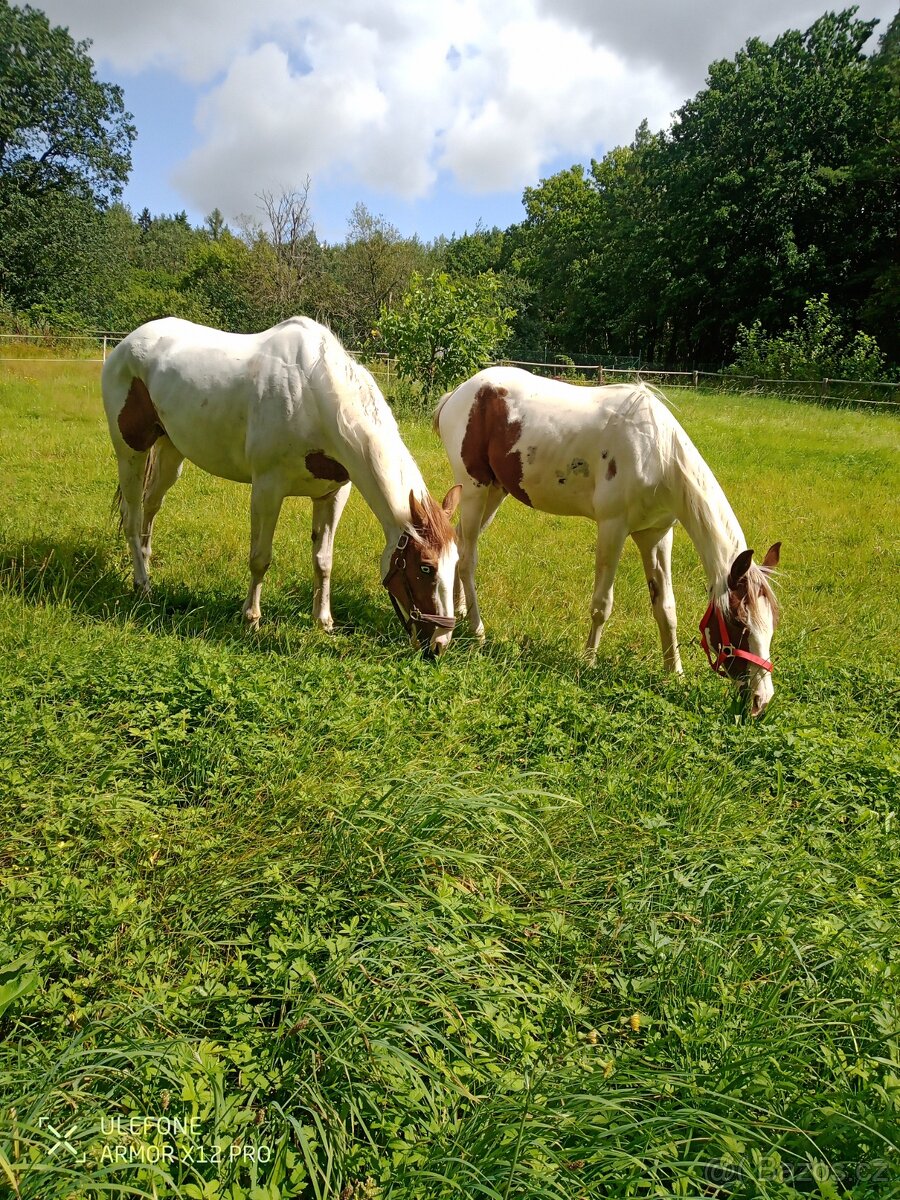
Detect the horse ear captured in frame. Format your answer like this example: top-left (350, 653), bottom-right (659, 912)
top-left (762, 542), bottom-right (781, 571)
top-left (728, 548), bottom-right (755, 589)
top-left (408, 489), bottom-right (427, 533)
top-left (442, 484), bottom-right (462, 519)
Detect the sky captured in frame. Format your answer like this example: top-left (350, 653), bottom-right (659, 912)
top-left (42, 0), bottom-right (896, 245)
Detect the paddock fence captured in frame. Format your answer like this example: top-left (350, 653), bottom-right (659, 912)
top-left (1, 334), bottom-right (898, 409)
top-left (494, 358), bottom-right (900, 409)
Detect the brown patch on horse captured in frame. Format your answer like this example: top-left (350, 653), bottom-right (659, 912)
top-left (605, 457), bottom-right (617, 480)
top-left (648, 578), bottom-right (659, 605)
top-left (305, 451), bottom-right (350, 482)
top-left (118, 378), bottom-right (165, 452)
top-left (460, 384), bottom-right (532, 506)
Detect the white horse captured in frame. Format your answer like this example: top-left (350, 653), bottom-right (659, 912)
top-left (435, 367), bottom-right (781, 714)
top-left (102, 316), bottom-right (461, 651)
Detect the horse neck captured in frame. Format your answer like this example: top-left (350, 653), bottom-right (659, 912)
top-left (337, 400), bottom-right (427, 539)
top-left (668, 429), bottom-right (746, 599)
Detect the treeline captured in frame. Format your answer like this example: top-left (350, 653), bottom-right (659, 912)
top-left (1, 1), bottom-right (897, 373)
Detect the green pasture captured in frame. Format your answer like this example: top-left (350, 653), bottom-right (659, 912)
top-left (0, 359), bottom-right (898, 1199)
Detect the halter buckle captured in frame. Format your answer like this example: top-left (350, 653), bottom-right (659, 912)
top-left (699, 601), bottom-right (772, 676)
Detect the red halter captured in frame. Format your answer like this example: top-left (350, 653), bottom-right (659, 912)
top-left (699, 601), bottom-right (772, 675)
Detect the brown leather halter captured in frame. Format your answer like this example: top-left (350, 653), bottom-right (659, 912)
top-left (382, 532), bottom-right (456, 637)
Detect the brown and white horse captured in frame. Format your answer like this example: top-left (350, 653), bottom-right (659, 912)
top-left (436, 367), bottom-right (781, 714)
top-left (102, 316), bottom-right (460, 651)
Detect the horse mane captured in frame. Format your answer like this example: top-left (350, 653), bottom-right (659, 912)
top-left (412, 491), bottom-right (456, 552)
top-left (650, 389), bottom-right (778, 631)
top-left (731, 563), bottom-right (780, 630)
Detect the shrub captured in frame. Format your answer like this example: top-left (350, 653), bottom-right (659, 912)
top-left (730, 294), bottom-right (889, 381)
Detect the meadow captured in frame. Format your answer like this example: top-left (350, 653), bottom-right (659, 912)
top-left (0, 358), bottom-right (898, 1199)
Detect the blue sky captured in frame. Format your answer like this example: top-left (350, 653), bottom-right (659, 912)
top-left (118, 64), bottom-right (566, 242)
top-left (43, 0), bottom-right (896, 245)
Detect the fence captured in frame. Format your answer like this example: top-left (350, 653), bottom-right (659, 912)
top-left (2, 334), bottom-right (898, 408)
top-left (497, 358), bottom-right (900, 409)
top-left (0, 331), bottom-right (126, 362)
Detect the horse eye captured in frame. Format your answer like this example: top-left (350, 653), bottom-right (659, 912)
top-left (420, 564), bottom-right (433, 576)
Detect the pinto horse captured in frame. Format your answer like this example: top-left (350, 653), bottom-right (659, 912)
top-left (102, 317), bottom-right (460, 651)
top-left (435, 367), bottom-right (781, 714)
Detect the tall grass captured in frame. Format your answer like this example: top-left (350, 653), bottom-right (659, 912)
top-left (1, 359), bottom-right (898, 1198)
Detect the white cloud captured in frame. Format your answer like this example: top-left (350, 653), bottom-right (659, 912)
top-left (440, 18), bottom-right (674, 191)
top-left (536, 0), bottom-right (896, 92)
top-left (40, 0), bottom-right (302, 84)
top-left (37, 0), bottom-right (896, 223)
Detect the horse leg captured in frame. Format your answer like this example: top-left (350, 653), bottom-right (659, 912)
top-left (632, 524), bottom-right (683, 674)
top-left (456, 484), bottom-right (505, 641)
top-left (311, 481), bottom-right (351, 631)
top-left (115, 448), bottom-right (151, 593)
top-left (243, 478), bottom-right (284, 629)
top-left (140, 437), bottom-right (185, 576)
top-left (584, 520), bottom-right (628, 664)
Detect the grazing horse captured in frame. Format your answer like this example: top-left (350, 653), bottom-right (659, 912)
top-left (102, 316), bottom-right (461, 652)
top-left (435, 367), bottom-right (781, 714)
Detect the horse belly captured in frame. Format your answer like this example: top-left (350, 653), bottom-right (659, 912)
top-left (520, 470), bottom-right (596, 517)
top-left (152, 395), bottom-right (254, 483)
top-left (515, 436), bottom-right (600, 517)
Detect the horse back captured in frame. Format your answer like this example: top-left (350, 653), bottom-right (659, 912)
top-left (102, 318), bottom-right (339, 486)
top-left (438, 367), bottom-right (678, 522)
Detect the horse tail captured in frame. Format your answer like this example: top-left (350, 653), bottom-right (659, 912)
top-left (432, 389), bottom-right (454, 435)
top-left (110, 445), bottom-right (157, 532)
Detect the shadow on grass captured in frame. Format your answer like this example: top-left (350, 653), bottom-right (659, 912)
top-left (0, 534), bottom-right (402, 654)
top-left (0, 535), bottom-right (744, 719)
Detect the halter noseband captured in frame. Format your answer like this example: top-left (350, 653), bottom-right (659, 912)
top-left (382, 532), bottom-right (456, 636)
top-left (699, 601), bottom-right (772, 676)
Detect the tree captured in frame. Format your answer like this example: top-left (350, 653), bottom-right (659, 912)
top-left (375, 271), bottom-right (515, 400)
top-left (232, 181), bottom-right (327, 325)
top-left (330, 203), bottom-right (428, 345)
top-left (204, 207), bottom-right (227, 241)
top-left (514, 165), bottom-right (600, 354)
top-left (857, 9), bottom-right (900, 360)
top-left (650, 9), bottom-right (890, 363)
top-left (181, 234), bottom-right (261, 332)
top-left (0, 1), bottom-right (135, 322)
top-left (0, 1), bottom-right (134, 203)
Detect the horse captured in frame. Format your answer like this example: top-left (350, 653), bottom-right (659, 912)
top-left (435, 367), bottom-right (781, 715)
top-left (101, 316), bottom-right (461, 652)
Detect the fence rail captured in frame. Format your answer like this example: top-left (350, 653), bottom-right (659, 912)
top-left (496, 359), bottom-right (900, 408)
top-left (2, 334), bottom-right (897, 408)
top-left (0, 330), bottom-right (127, 363)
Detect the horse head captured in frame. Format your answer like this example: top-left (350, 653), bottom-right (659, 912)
top-left (701, 543), bottom-right (781, 716)
top-left (383, 486), bottom-right (461, 655)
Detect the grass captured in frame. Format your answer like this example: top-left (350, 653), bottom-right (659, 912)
top-left (0, 358), bottom-right (898, 1199)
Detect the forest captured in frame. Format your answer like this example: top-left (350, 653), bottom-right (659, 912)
top-left (1, 2), bottom-right (898, 375)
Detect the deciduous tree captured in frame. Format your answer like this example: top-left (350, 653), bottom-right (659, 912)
top-left (375, 271), bottom-right (514, 400)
